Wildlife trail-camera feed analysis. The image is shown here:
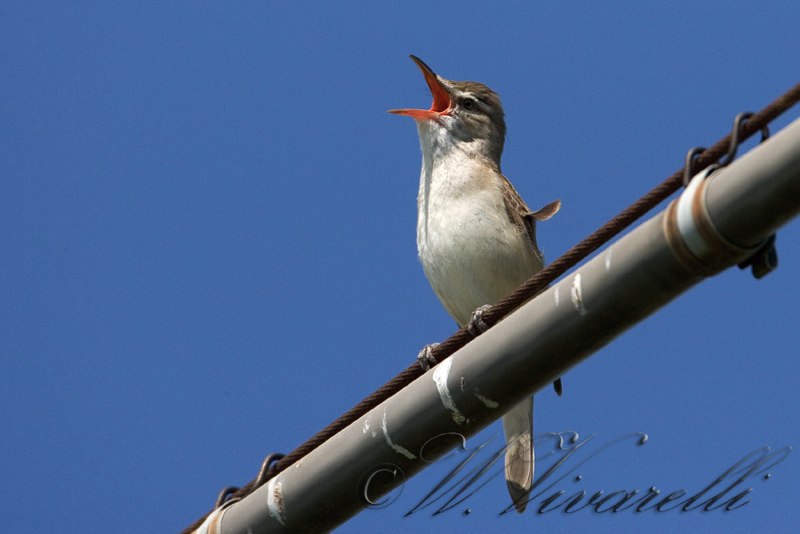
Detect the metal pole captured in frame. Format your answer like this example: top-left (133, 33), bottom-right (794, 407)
top-left (196, 117), bottom-right (800, 533)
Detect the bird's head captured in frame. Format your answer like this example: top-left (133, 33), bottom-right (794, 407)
top-left (390, 55), bottom-right (506, 166)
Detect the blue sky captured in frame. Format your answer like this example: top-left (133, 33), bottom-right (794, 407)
top-left (2, 2), bottom-right (799, 533)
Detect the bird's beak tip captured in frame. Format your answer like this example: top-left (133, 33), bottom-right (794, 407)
top-left (393, 55), bottom-right (451, 118)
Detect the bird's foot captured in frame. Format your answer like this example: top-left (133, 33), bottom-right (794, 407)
top-left (467, 304), bottom-right (493, 337)
top-left (417, 342), bottom-right (440, 371)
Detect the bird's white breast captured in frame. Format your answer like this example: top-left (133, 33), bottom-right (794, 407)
top-left (415, 126), bottom-right (541, 326)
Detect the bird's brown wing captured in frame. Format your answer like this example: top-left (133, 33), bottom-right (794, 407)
top-left (499, 174), bottom-right (536, 245)
top-left (499, 173), bottom-right (561, 257)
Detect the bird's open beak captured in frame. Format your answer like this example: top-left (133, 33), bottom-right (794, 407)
top-left (389, 55), bottom-right (452, 120)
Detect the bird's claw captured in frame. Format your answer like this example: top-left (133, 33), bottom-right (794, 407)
top-left (417, 342), bottom-right (441, 371)
top-left (467, 304), bottom-right (493, 337)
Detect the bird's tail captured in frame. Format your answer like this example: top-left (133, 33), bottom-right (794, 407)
top-left (502, 396), bottom-right (534, 513)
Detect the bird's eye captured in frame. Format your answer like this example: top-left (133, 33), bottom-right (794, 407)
top-left (461, 98), bottom-right (476, 110)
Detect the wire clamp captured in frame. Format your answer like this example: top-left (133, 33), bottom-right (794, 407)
top-left (214, 486), bottom-right (241, 509)
top-left (669, 112), bottom-right (777, 277)
top-left (724, 112), bottom-right (778, 279)
top-left (213, 452), bottom-right (285, 512)
top-left (255, 453), bottom-right (286, 489)
top-left (738, 234), bottom-right (778, 279)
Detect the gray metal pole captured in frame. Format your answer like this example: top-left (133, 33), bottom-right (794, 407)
top-left (196, 117), bottom-right (800, 533)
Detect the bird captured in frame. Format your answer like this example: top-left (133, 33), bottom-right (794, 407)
top-left (390, 55), bottom-right (561, 513)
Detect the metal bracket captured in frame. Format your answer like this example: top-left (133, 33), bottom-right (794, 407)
top-left (665, 165), bottom-right (764, 276)
top-left (670, 113), bottom-right (778, 278)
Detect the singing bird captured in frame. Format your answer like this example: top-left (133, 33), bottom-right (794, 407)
top-left (390, 55), bottom-right (561, 512)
